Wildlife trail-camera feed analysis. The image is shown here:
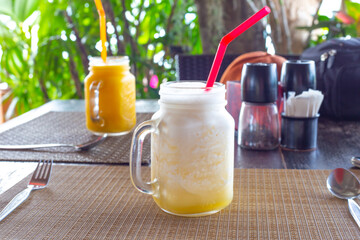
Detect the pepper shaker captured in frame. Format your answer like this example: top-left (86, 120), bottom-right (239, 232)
top-left (238, 63), bottom-right (279, 150)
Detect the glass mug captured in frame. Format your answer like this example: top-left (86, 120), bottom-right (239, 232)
top-left (84, 56), bottom-right (136, 136)
top-left (130, 81), bottom-right (234, 217)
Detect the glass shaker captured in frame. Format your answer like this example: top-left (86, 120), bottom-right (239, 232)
top-left (238, 63), bottom-right (279, 150)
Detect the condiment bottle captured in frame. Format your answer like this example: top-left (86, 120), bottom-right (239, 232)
top-left (238, 63), bottom-right (279, 150)
top-left (280, 60), bottom-right (316, 98)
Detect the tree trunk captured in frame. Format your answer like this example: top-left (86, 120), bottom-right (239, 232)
top-left (64, 10), bottom-right (89, 74)
top-left (195, 0), bottom-right (322, 55)
top-left (103, 0), bottom-right (125, 55)
top-left (266, 0), bottom-right (322, 54)
top-left (69, 56), bottom-right (84, 99)
top-left (195, 0), bottom-right (265, 54)
top-left (222, 0), bottom-right (265, 54)
top-left (195, 0), bottom-right (225, 54)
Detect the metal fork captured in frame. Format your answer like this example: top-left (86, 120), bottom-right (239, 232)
top-left (0, 159), bottom-right (53, 221)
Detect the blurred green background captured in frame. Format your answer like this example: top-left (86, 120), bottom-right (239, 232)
top-left (0, 0), bottom-right (359, 117)
top-left (0, 0), bottom-right (201, 116)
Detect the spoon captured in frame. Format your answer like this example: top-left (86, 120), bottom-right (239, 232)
top-left (0, 134), bottom-right (107, 151)
top-left (327, 168), bottom-right (360, 228)
top-left (351, 156), bottom-right (360, 168)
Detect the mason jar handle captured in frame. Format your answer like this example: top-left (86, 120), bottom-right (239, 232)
top-left (130, 120), bottom-right (156, 195)
top-left (89, 81), bottom-right (104, 125)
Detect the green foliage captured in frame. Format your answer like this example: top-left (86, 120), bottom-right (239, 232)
top-left (0, 0), bottom-right (201, 115)
top-left (345, 0), bottom-right (360, 34)
top-left (0, 0), bottom-right (40, 22)
top-left (298, 0), bottom-right (360, 48)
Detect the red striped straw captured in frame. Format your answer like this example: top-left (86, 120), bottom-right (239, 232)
top-left (205, 6), bottom-right (271, 88)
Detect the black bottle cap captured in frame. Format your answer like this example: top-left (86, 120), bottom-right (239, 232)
top-left (241, 63), bottom-right (278, 103)
top-left (280, 60), bottom-right (316, 95)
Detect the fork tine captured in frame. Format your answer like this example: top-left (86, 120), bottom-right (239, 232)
top-left (31, 160), bottom-right (42, 180)
top-left (38, 160), bottom-right (46, 179)
top-left (43, 159), bottom-right (53, 180)
top-left (30, 159), bottom-right (53, 181)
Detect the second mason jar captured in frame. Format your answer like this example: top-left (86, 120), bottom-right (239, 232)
top-left (238, 63), bottom-right (280, 150)
top-left (130, 81), bottom-right (234, 217)
top-left (84, 56), bottom-right (136, 136)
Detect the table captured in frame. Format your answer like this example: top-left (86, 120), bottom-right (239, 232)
top-left (1, 99), bottom-right (358, 169)
top-left (0, 100), bottom-right (359, 185)
top-left (1, 100), bottom-right (360, 238)
top-left (0, 99), bottom-right (359, 191)
top-left (0, 99), bottom-right (159, 194)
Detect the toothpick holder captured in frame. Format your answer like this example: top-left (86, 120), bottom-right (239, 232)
top-left (280, 113), bottom-right (319, 151)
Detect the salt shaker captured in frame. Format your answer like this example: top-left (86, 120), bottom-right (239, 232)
top-left (238, 63), bottom-right (279, 150)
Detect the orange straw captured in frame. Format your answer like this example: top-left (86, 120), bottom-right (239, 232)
top-left (205, 6), bottom-right (271, 88)
top-left (94, 0), bottom-right (107, 63)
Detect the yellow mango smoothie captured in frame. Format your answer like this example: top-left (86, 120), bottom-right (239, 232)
top-left (130, 81), bottom-right (234, 217)
top-left (84, 56), bottom-right (136, 135)
top-left (151, 107), bottom-right (234, 216)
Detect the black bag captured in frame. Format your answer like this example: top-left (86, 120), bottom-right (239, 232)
top-left (300, 38), bottom-right (360, 120)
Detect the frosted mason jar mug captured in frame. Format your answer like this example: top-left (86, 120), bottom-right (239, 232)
top-left (84, 56), bottom-right (136, 136)
top-left (130, 81), bottom-right (235, 217)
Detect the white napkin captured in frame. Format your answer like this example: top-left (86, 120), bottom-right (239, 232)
top-left (284, 89), bottom-right (324, 117)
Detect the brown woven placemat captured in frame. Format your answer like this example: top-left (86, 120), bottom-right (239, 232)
top-left (0, 112), bottom-right (153, 164)
top-left (0, 166), bottom-right (359, 239)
